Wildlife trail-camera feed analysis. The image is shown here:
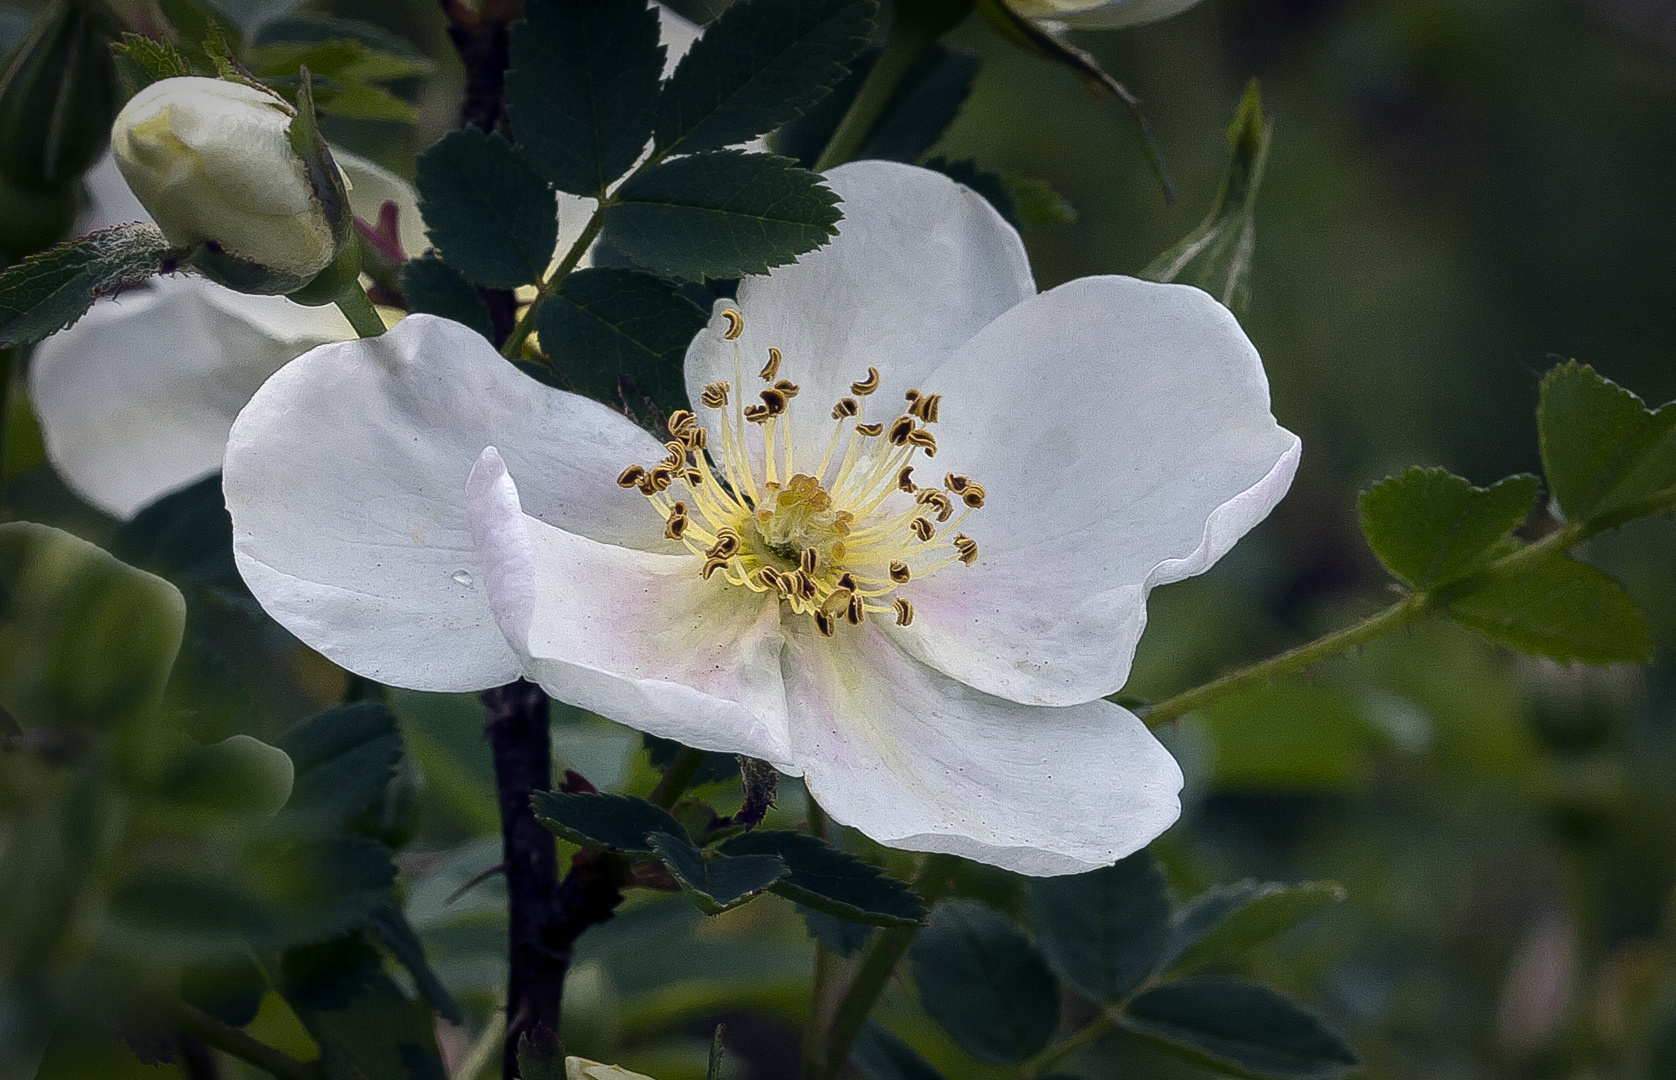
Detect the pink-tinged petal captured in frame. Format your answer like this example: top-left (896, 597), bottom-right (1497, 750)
top-left (884, 276), bottom-right (1299, 706)
top-left (225, 314), bottom-right (669, 691)
top-left (468, 447), bottom-right (794, 766)
top-left (785, 621), bottom-right (1182, 876)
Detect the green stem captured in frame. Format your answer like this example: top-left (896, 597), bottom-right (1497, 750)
top-left (332, 281), bottom-right (386, 339)
top-left (801, 939), bottom-right (840, 1080)
top-left (813, 21), bottom-right (939, 172)
top-left (500, 207), bottom-right (609, 360)
top-left (812, 854), bottom-right (960, 1080)
top-left (0, 347), bottom-right (14, 521)
top-left (1019, 1009), bottom-right (1117, 1078)
top-left (648, 745), bottom-right (708, 810)
top-left (176, 1004), bottom-right (320, 1080)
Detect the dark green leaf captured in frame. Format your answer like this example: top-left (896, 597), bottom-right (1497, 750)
top-left (536, 267), bottom-right (707, 413)
top-left (1448, 555), bottom-right (1652, 664)
top-left (516, 1026), bottom-right (564, 1080)
top-left (0, 223), bottom-right (172, 346)
top-left (909, 899), bottom-right (1059, 1065)
top-left (1006, 175), bottom-right (1076, 227)
top-left (603, 150), bottom-right (841, 282)
top-left (287, 969), bottom-right (446, 1080)
top-left (655, 0), bottom-right (876, 157)
top-left (721, 829), bottom-right (926, 926)
top-left (800, 905), bottom-right (876, 957)
top-left (1142, 80), bottom-right (1269, 313)
top-left (850, 1021), bottom-right (949, 1080)
top-left (183, 954), bottom-right (266, 1028)
top-left (402, 252), bottom-right (494, 341)
top-left (644, 733), bottom-right (739, 786)
top-left (0, 0), bottom-right (123, 189)
top-left (275, 702), bottom-right (403, 827)
top-left (923, 156), bottom-right (1016, 226)
top-left (506, 0), bottom-right (663, 195)
top-left (368, 904), bottom-right (464, 1025)
top-left (110, 473), bottom-right (238, 590)
top-left (111, 33), bottom-right (193, 92)
top-left (154, 0), bottom-right (240, 70)
top-left (648, 831), bottom-right (787, 914)
top-left (255, 14), bottom-right (428, 60)
top-left (281, 933), bottom-right (382, 1010)
top-left (1163, 881), bottom-right (1346, 976)
top-left (251, 38), bottom-right (431, 84)
top-left (415, 127), bottom-right (557, 289)
top-left (860, 45), bottom-right (980, 163)
top-left (257, 834), bottom-right (397, 947)
top-left (1028, 850), bottom-right (1170, 1003)
top-left (1538, 361), bottom-right (1676, 526)
top-left (1358, 468), bottom-right (1539, 589)
top-left (1118, 979), bottom-right (1359, 1080)
top-left (532, 790), bottom-right (686, 854)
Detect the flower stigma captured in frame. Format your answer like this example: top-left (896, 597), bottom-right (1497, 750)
top-left (617, 310), bottom-right (984, 637)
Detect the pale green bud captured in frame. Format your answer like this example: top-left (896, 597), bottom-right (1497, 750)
top-left (111, 76), bottom-right (350, 294)
top-left (566, 1057), bottom-right (657, 1080)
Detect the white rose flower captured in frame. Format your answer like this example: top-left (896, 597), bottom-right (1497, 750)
top-left (28, 148), bottom-right (420, 520)
top-left (223, 161), bottom-right (1299, 875)
top-left (1007, 0), bottom-right (1206, 30)
top-left (112, 76), bottom-right (349, 292)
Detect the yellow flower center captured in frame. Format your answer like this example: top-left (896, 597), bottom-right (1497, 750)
top-left (616, 311), bottom-right (984, 637)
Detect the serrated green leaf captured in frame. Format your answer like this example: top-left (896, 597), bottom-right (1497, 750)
top-left (604, 151), bottom-right (841, 282)
top-left (1448, 555), bottom-right (1652, 664)
top-left (251, 38), bottom-right (432, 85)
top-left (415, 127), bottom-right (557, 289)
top-left (1358, 468), bottom-right (1538, 589)
top-left (1142, 79), bottom-right (1269, 314)
top-left (532, 790), bottom-right (686, 854)
top-left (1118, 979), bottom-right (1359, 1080)
top-left (1538, 361), bottom-right (1676, 526)
top-left (287, 968), bottom-right (445, 1080)
top-left (909, 899), bottom-right (1059, 1066)
top-left (535, 267), bottom-right (707, 413)
top-left (368, 903), bottom-right (464, 1025)
top-left (800, 904), bottom-right (876, 956)
top-left (1028, 850), bottom-right (1170, 1004)
top-left (254, 834), bottom-right (397, 947)
top-left (274, 702), bottom-right (402, 827)
top-left (111, 33), bottom-right (193, 91)
top-left (402, 252), bottom-right (493, 340)
top-left (1163, 881), bottom-right (1346, 976)
top-left (506, 0), bottom-right (663, 196)
top-left (255, 14), bottom-right (428, 60)
top-left (0, 223), bottom-right (172, 346)
top-left (721, 829), bottom-right (926, 926)
top-left (655, 0), bottom-right (876, 158)
top-left (851, 1021), bottom-right (949, 1080)
top-left (648, 831), bottom-right (787, 914)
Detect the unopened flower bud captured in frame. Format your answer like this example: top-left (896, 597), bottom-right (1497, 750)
top-left (566, 1058), bottom-right (657, 1080)
top-left (111, 76), bottom-right (351, 294)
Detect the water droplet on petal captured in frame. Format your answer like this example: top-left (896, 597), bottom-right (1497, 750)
top-left (452, 570), bottom-right (473, 587)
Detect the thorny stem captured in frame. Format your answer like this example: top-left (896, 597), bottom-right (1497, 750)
top-left (176, 1004), bottom-right (319, 1080)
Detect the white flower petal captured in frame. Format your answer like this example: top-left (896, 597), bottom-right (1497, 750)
top-left (684, 159), bottom-right (1034, 466)
top-left (784, 622), bottom-right (1181, 876)
top-left (1007, 0), bottom-right (1205, 29)
top-left (225, 314), bottom-right (669, 691)
top-left (29, 274), bottom-right (351, 519)
top-left (884, 276), bottom-right (1299, 706)
top-left (468, 447), bottom-right (793, 765)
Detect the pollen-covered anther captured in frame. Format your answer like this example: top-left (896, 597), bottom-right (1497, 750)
top-left (701, 556), bottom-right (729, 580)
top-left (916, 489), bottom-right (953, 522)
top-left (943, 473), bottom-right (968, 493)
top-left (773, 379), bottom-right (800, 398)
top-left (960, 482), bottom-right (986, 508)
top-left (743, 403), bottom-right (771, 424)
top-left (910, 393), bottom-right (941, 423)
top-left (905, 428), bottom-right (937, 456)
top-left (856, 422), bottom-right (884, 437)
top-left (686, 469), bottom-right (704, 486)
top-left (662, 442), bottom-right (688, 469)
top-left (639, 465), bottom-right (674, 494)
top-left (894, 598), bottom-right (914, 626)
top-left (759, 388), bottom-right (789, 416)
top-left (889, 560), bottom-right (911, 583)
top-left (761, 347), bottom-right (782, 381)
top-left (846, 594), bottom-right (864, 624)
top-left (813, 609), bottom-right (837, 637)
top-left (706, 528), bottom-right (741, 559)
top-left (836, 571), bottom-right (857, 592)
top-left (668, 409), bottom-right (696, 435)
top-left (800, 547), bottom-right (819, 575)
top-left (910, 517), bottom-right (934, 541)
top-left (791, 570), bottom-right (817, 600)
top-left (954, 533), bottom-right (978, 565)
top-left (850, 367), bottom-right (880, 395)
top-left (897, 466), bottom-right (916, 492)
top-left (701, 382), bottom-right (730, 409)
top-left (831, 397), bottom-right (858, 419)
top-left (617, 465), bottom-right (647, 489)
top-left (665, 502), bottom-right (689, 540)
top-left (757, 567), bottom-right (783, 591)
top-left (887, 416), bottom-right (915, 446)
top-left (720, 309), bottom-right (744, 340)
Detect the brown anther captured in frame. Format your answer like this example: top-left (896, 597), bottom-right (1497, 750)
top-left (687, 426), bottom-right (708, 450)
top-left (894, 598), bottom-right (914, 626)
top-left (850, 367), bottom-right (880, 396)
top-left (663, 441), bottom-right (688, 468)
top-left (953, 534), bottom-right (978, 565)
top-left (743, 403), bottom-right (771, 423)
top-left (833, 510), bottom-right (853, 537)
top-left (905, 428), bottom-right (938, 456)
top-left (648, 465), bottom-right (674, 491)
top-left (757, 567), bottom-right (783, 590)
top-left (916, 489), bottom-right (953, 521)
top-left (701, 382), bottom-right (730, 409)
top-left (664, 509), bottom-right (688, 541)
top-left (897, 466), bottom-right (916, 492)
top-left (686, 469), bottom-right (705, 486)
top-left (904, 388), bottom-right (921, 404)
top-left (813, 609), bottom-right (837, 637)
top-left (760, 346), bottom-right (782, 381)
top-left (721, 310), bottom-right (745, 340)
top-left (846, 594), bottom-right (864, 624)
top-left (791, 570), bottom-right (817, 600)
top-left (910, 517), bottom-right (934, 541)
top-left (855, 422), bottom-right (884, 437)
top-left (831, 397), bottom-right (859, 419)
top-left (889, 560), bottom-right (911, 583)
top-left (701, 556), bottom-right (729, 580)
top-left (910, 393), bottom-right (941, 423)
top-left (836, 571), bottom-right (857, 592)
top-left (706, 529), bottom-right (740, 559)
top-left (759, 388), bottom-right (788, 416)
top-left (668, 409), bottom-right (696, 434)
top-left (617, 465), bottom-right (647, 488)
top-left (887, 416), bottom-right (915, 445)
top-left (943, 472), bottom-right (969, 492)
top-left (773, 379), bottom-right (800, 397)
top-left (801, 548), bottom-right (819, 575)
top-left (961, 483), bottom-right (986, 508)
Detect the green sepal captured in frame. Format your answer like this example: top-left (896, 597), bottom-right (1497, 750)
top-left (285, 230), bottom-right (364, 306)
top-left (286, 67), bottom-right (354, 264)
